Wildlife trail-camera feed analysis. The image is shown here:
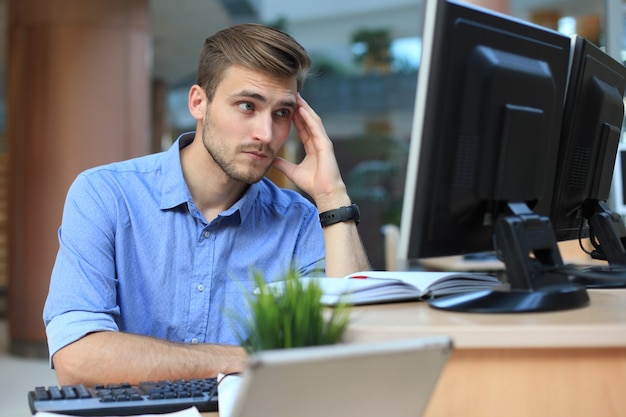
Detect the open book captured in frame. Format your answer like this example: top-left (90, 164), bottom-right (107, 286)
top-left (264, 271), bottom-right (503, 306)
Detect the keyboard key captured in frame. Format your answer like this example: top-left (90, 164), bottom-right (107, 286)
top-left (75, 385), bottom-right (92, 399)
top-left (48, 386), bottom-right (63, 400)
top-left (62, 386), bottom-right (78, 399)
top-left (33, 387), bottom-right (49, 401)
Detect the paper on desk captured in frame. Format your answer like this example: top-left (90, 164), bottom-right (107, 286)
top-left (33, 406), bottom-right (203, 417)
top-left (217, 372), bottom-right (243, 417)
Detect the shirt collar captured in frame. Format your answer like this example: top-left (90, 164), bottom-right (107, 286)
top-left (159, 132), bottom-right (195, 210)
top-left (159, 132), bottom-right (262, 225)
top-left (218, 179), bottom-right (261, 225)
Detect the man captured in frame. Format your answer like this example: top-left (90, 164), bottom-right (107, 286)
top-left (43, 23), bottom-right (370, 386)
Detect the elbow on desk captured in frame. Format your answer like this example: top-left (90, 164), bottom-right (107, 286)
top-left (51, 332), bottom-right (112, 386)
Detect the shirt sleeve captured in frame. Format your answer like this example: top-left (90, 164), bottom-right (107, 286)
top-left (43, 172), bottom-right (121, 364)
top-left (293, 205), bottom-right (326, 277)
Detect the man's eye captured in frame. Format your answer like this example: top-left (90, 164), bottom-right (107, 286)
top-left (238, 102), bottom-right (254, 111)
top-left (276, 109), bottom-right (291, 118)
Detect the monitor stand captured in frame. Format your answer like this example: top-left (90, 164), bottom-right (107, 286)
top-left (587, 200), bottom-right (626, 265)
top-left (558, 265), bottom-right (626, 288)
top-left (429, 283), bottom-right (589, 313)
top-left (430, 203), bottom-right (589, 313)
top-left (555, 200), bottom-right (626, 289)
top-left (543, 200), bottom-right (626, 289)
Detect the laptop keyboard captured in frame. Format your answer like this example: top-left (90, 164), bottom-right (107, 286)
top-left (28, 378), bottom-right (218, 416)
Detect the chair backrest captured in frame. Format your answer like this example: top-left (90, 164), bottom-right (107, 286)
top-left (381, 223), bottom-right (401, 271)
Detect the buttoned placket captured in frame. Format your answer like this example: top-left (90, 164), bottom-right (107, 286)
top-left (186, 222), bottom-right (215, 344)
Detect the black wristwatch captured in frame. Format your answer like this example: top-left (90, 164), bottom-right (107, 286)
top-left (319, 203), bottom-right (360, 228)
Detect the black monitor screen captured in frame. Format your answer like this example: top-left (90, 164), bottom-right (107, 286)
top-left (399, 0), bottom-right (571, 260)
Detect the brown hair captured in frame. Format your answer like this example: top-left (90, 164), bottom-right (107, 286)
top-left (196, 23), bottom-right (312, 101)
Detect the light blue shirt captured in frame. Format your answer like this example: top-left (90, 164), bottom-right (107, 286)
top-left (44, 133), bottom-right (325, 362)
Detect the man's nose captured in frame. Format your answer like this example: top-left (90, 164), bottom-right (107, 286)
top-left (252, 113), bottom-right (273, 143)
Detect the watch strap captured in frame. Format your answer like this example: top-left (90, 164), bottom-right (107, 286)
top-left (319, 203), bottom-right (360, 228)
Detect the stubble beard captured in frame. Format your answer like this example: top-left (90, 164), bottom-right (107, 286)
top-left (201, 115), bottom-right (275, 185)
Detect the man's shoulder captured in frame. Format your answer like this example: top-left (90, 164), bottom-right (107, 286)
top-left (80, 152), bottom-right (164, 178)
top-left (68, 152), bottom-right (169, 201)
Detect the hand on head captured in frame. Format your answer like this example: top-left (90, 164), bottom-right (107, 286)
top-left (272, 94), bottom-right (350, 211)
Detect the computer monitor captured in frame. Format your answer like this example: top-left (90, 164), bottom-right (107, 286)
top-left (547, 36), bottom-right (626, 288)
top-left (397, 0), bottom-right (589, 312)
top-left (550, 36), bottom-right (626, 265)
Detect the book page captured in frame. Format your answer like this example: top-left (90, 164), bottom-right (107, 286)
top-left (261, 272), bottom-right (501, 306)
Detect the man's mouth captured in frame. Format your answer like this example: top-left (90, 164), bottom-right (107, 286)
top-left (243, 150), bottom-right (268, 160)
top-left (240, 145), bottom-right (272, 160)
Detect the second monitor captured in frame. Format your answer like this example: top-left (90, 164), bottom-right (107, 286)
top-left (551, 36), bottom-right (626, 266)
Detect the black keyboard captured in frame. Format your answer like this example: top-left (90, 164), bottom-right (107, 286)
top-left (28, 378), bottom-right (218, 416)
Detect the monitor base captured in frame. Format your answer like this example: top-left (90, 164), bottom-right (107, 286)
top-left (557, 265), bottom-right (626, 289)
top-left (429, 284), bottom-right (589, 313)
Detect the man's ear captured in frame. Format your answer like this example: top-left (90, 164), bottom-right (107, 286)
top-left (188, 85), bottom-right (207, 120)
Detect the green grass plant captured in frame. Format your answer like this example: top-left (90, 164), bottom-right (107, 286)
top-left (238, 268), bottom-right (351, 354)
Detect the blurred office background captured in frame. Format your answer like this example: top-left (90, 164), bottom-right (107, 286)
top-left (0, 0), bottom-right (623, 359)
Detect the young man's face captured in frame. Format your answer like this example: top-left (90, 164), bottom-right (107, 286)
top-left (201, 65), bottom-right (298, 184)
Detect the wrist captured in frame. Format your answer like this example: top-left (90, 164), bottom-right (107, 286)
top-left (319, 203), bottom-right (360, 228)
top-left (313, 188), bottom-right (350, 213)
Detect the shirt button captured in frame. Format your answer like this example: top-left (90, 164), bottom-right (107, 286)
top-left (203, 231), bottom-right (211, 238)
top-left (197, 284), bottom-right (205, 292)
top-left (191, 338), bottom-right (199, 344)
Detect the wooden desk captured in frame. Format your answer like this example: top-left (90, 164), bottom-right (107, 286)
top-left (202, 289), bottom-right (626, 417)
top-left (343, 289), bottom-right (626, 417)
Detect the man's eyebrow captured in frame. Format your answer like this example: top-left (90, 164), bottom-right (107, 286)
top-left (233, 90), bottom-right (297, 109)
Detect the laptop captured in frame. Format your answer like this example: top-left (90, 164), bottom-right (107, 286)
top-left (221, 336), bottom-right (453, 417)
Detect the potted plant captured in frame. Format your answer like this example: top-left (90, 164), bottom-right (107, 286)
top-left (239, 268), bottom-right (351, 353)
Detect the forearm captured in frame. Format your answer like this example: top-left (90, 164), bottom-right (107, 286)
top-left (53, 331), bottom-right (247, 386)
top-left (322, 220), bottom-right (370, 277)
top-left (316, 189), bottom-right (370, 277)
